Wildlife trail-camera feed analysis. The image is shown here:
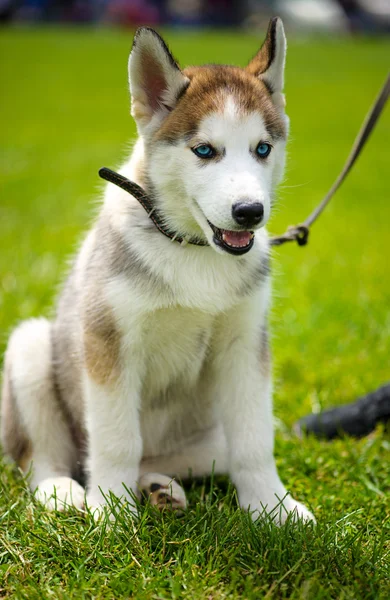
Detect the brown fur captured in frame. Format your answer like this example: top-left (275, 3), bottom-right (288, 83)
top-left (83, 299), bottom-right (120, 387)
top-left (246, 18), bottom-right (277, 81)
top-left (155, 65), bottom-right (286, 145)
top-left (18, 445), bottom-right (33, 473)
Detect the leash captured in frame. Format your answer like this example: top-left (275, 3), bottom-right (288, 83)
top-left (99, 74), bottom-right (389, 249)
top-left (270, 73), bottom-right (390, 247)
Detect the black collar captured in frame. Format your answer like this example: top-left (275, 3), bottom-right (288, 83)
top-left (99, 167), bottom-right (208, 247)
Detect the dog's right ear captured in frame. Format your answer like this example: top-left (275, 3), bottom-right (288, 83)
top-left (246, 17), bottom-right (286, 110)
top-left (129, 28), bottom-right (189, 134)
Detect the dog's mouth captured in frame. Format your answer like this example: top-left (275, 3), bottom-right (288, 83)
top-left (207, 221), bottom-right (255, 256)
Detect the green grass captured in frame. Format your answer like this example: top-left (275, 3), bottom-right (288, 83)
top-left (0, 27), bottom-right (389, 599)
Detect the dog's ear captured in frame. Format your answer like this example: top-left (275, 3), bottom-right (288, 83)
top-left (246, 17), bottom-right (286, 108)
top-left (128, 28), bottom-right (189, 133)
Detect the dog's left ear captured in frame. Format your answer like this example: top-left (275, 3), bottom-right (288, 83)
top-left (246, 17), bottom-right (286, 109)
top-left (128, 28), bottom-right (189, 134)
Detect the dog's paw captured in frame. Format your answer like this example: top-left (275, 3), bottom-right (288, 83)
top-left (262, 496), bottom-right (315, 526)
top-left (138, 473), bottom-right (187, 513)
top-left (277, 497), bottom-right (316, 525)
top-left (35, 477), bottom-right (85, 511)
top-left (246, 493), bottom-right (316, 526)
top-left (84, 497), bottom-right (109, 521)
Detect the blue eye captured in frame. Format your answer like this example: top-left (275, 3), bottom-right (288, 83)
top-left (192, 144), bottom-right (215, 159)
top-left (256, 142), bottom-right (271, 158)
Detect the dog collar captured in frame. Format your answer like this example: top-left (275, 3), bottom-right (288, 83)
top-left (99, 167), bottom-right (208, 247)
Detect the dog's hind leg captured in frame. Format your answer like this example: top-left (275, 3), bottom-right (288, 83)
top-left (1, 318), bottom-right (84, 510)
top-left (137, 473), bottom-right (187, 512)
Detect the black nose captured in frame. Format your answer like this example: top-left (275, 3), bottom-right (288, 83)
top-left (232, 201), bottom-right (264, 228)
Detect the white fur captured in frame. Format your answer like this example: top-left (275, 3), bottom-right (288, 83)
top-left (6, 319), bottom-right (78, 489)
top-left (84, 372), bottom-right (143, 511)
top-left (35, 477), bottom-right (85, 511)
top-left (152, 99), bottom-right (280, 238)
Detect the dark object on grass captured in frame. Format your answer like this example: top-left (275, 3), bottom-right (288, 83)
top-left (295, 383), bottom-right (390, 439)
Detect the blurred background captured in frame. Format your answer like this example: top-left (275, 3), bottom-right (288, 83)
top-left (0, 0), bottom-right (389, 32)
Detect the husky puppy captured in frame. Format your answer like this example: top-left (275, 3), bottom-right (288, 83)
top-left (1, 18), bottom-right (314, 523)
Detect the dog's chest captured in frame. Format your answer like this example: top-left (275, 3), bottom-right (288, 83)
top-left (136, 307), bottom-right (215, 404)
top-left (136, 307), bottom-right (219, 457)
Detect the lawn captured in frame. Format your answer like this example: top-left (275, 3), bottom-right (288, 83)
top-left (0, 26), bottom-right (389, 599)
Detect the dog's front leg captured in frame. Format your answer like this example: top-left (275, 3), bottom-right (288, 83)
top-left (214, 300), bottom-right (315, 525)
top-left (84, 372), bottom-right (143, 516)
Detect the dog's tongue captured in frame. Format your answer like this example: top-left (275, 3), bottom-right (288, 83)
top-left (222, 230), bottom-right (252, 248)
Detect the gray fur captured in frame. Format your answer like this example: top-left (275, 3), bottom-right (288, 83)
top-left (0, 361), bottom-right (29, 464)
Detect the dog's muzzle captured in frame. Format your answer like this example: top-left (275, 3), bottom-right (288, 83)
top-left (207, 221), bottom-right (255, 256)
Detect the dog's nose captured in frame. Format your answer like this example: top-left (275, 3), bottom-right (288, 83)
top-left (232, 201), bottom-right (264, 228)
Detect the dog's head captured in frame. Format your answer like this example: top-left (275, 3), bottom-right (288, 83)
top-left (128, 19), bottom-right (288, 256)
